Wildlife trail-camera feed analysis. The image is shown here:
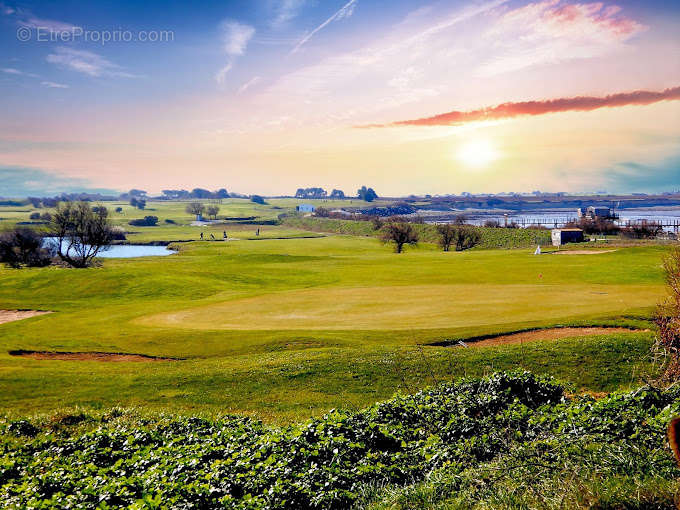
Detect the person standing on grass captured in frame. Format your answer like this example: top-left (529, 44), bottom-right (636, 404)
top-left (200, 232), bottom-right (204, 240)
top-left (223, 231), bottom-right (227, 240)
top-left (256, 228), bottom-right (260, 236)
top-left (210, 233), bottom-right (215, 240)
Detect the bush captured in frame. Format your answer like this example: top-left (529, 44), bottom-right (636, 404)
top-left (29, 212), bottom-right (41, 220)
top-left (484, 219), bottom-right (501, 228)
top-left (165, 219), bottom-right (176, 224)
top-left (1, 372), bottom-right (678, 509)
top-left (128, 216), bottom-right (159, 227)
top-left (656, 247), bottom-right (680, 383)
top-left (251, 195), bottom-right (266, 205)
top-left (565, 218), bottom-right (619, 235)
top-left (621, 221), bottom-right (662, 239)
top-left (437, 224), bottom-right (481, 252)
top-left (0, 228), bottom-right (54, 268)
top-left (115, 207), bottom-right (123, 213)
top-left (40, 212), bottom-right (52, 222)
top-left (110, 226), bottom-right (127, 240)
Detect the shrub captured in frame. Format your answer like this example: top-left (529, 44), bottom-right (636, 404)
top-left (251, 195), bottom-right (266, 205)
top-left (484, 219), bottom-right (501, 228)
top-left (29, 212), bottom-right (41, 220)
top-left (621, 221), bottom-right (662, 239)
top-left (115, 207), bottom-right (123, 213)
top-left (165, 219), bottom-right (176, 224)
top-left (110, 226), bottom-right (127, 240)
top-left (128, 216), bottom-right (159, 227)
top-left (40, 212), bottom-right (52, 222)
top-left (314, 207), bottom-right (330, 218)
top-left (0, 228), bottom-right (54, 268)
top-left (656, 247), bottom-right (680, 383)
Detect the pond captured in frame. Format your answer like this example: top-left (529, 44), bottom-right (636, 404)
top-left (43, 238), bottom-right (174, 258)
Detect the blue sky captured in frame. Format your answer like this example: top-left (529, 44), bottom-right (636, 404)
top-left (1, 0), bottom-right (679, 196)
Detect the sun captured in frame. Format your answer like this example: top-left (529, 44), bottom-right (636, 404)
top-left (457, 138), bottom-right (499, 168)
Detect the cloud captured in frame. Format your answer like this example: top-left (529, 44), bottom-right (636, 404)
top-left (46, 47), bottom-right (133, 77)
top-left (215, 63), bottom-right (233, 85)
top-left (362, 86), bottom-right (680, 127)
top-left (215, 20), bottom-right (255, 85)
top-left (478, 1), bottom-right (646, 76)
top-left (291, 0), bottom-right (358, 53)
top-left (41, 80), bottom-right (69, 88)
top-left (272, 0), bottom-right (307, 27)
top-left (0, 2), bottom-right (15, 15)
top-left (238, 76), bottom-right (261, 94)
top-left (2, 67), bottom-right (39, 78)
top-left (220, 20), bottom-right (256, 56)
top-left (18, 15), bottom-right (80, 33)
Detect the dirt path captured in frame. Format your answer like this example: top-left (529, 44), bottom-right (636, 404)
top-left (9, 350), bottom-right (180, 362)
top-left (0, 310), bottom-right (51, 325)
top-left (451, 327), bottom-right (645, 348)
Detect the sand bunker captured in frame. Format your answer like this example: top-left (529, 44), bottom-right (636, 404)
top-left (442, 327), bottom-right (644, 348)
top-left (554, 250), bottom-right (617, 255)
top-left (0, 310), bottom-right (51, 325)
top-left (9, 350), bottom-right (180, 362)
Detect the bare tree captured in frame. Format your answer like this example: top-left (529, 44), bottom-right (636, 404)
top-left (186, 202), bottom-right (206, 217)
top-left (206, 205), bottom-right (220, 220)
top-left (51, 202), bottom-right (114, 268)
top-left (656, 247), bottom-right (680, 383)
top-left (381, 222), bottom-right (418, 253)
top-left (437, 224), bottom-right (457, 252)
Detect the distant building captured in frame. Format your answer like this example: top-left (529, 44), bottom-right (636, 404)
top-left (552, 228), bottom-right (584, 246)
top-left (296, 204), bottom-right (316, 213)
top-left (577, 206), bottom-right (615, 220)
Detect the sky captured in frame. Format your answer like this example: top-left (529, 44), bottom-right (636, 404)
top-left (0, 0), bottom-right (679, 197)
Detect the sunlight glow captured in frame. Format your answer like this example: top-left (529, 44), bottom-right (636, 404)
top-left (457, 138), bottom-right (499, 168)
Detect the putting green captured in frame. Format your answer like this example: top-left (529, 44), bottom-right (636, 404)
top-left (140, 283), bottom-right (662, 330)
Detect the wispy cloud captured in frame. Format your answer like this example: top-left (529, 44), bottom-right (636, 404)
top-left (478, 1), bottom-right (646, 76)
top-left (291, 0), bottom-right (358, 53)
top-left (2, 67), bottom-right (39, 78)
top-left (46, 47), bottom-right (133, 78)
top-left (238, 76), bottom-right (261, 94)
top-left (272, 0), bottom-right (307, 27)
top-left (41, 80), bottom-right (69, 89)
top-left (216, 20), bottom-right (255, 85)
top-left (362, 86), bottom-right (680, 127)
top-left (18, 15), bottom-right (80, 33)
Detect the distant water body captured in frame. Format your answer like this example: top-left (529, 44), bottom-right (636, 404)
top-left (43, 238), bottom-right (173, 258)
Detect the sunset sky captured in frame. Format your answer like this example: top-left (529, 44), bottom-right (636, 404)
top-left (1, 0), bottom-right (679, 196)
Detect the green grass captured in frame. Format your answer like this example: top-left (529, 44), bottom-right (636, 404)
top-left (0, 221), bottom-right (670, 421)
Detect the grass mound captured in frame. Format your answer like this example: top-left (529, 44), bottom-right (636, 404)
top-left (2, 371), bottom-right (678, 509)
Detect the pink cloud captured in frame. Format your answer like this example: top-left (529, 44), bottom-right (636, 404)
top-left (361, 86), bottom-right (680, 127)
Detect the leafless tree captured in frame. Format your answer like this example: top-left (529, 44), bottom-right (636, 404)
top-left (186, 202), bottom-right (206, 217)
top-left (206, 205), bottom-right (220, 220)
top-left (51, 202), bottom-right (114, 268)
top-left (437, 224), bottom-right (457, 252)
top-left (437, 224), bottom-right (480, 252)
top-left (381, 222), bottom-right (418, 253)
